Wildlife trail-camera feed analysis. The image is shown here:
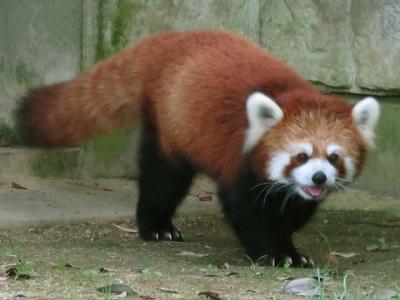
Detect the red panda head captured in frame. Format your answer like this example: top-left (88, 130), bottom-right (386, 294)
top-left (245, 92), bottom-right (380, 201)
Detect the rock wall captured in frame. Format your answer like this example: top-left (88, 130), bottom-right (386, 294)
top-left (0, 0), bottom-right (399, 196)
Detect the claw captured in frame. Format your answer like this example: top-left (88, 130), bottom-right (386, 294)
top-left (268, 258), bottom-right (276, 267)
top-left (300, 256), bottom-right (308, 266)
top-left (307, 257), bottom-right (315, 267)
top-left (171, 229), bottom-right (183, 241)
top-left (284, 256), bottom-right (293, 267)
top-left (163, 232), bottom-right (172, 240)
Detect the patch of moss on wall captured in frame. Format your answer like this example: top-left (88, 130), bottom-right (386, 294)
top-left (15, 61), bottom-right (43, 87)
top-left (0, 121), bottom-right (23, 147)
top-left (31, 149), bottom-right (83, 178)
top-left (86, 128), bottom-right (133, 165)
top-left (96, 0), bottom-right (138, 61)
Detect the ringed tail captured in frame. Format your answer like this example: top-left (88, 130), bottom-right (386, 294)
top-left (16, 47), bottom-right (142, 148)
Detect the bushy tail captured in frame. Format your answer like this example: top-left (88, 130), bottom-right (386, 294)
top-left (16, 49), bottom-right (142, 148)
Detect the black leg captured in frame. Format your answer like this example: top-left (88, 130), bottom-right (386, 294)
top-left (218, 167), bottom-right (318, 267)
top-left (136, 126), bottom-right (195, 242)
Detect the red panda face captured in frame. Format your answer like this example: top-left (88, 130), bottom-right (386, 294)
top-left (267, 140), bottom-right (357, 200)
top-left (245, 92), bottom-right (380, 201)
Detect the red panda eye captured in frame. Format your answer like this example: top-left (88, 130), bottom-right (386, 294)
top-left (296, 153), bottom-right (309, 164)
top-left (328, 153), bottom-right (339, 164)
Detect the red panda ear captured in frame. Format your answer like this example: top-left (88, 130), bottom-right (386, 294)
top-left (243, 92), bottom-right (283, 152)
top-left (352, 97), bottom-right (380, 148)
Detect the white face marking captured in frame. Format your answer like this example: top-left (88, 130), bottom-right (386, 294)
top-left (327, 144), bottom-right (343, 156)
top-left (343, 157), bottom-right (355, 182)
top-left (290, 142), bottom-right (313, 156)
top-left (268, 151), bottom-right (290, 182)
top-left (243, 92), bottom-right (283, 152)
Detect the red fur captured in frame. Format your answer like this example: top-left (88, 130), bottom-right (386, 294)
top-left (17, 30), bottom-right (366, 185)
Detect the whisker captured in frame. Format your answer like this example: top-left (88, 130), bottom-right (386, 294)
top-left (250, 182), bottom-right (269, 191)
top-left (280, 186), bottom-right (295, 213)
top-left (262, 181), bottom-right (288, 210)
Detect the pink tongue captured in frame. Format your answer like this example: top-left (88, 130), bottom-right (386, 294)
top-left (305, 186), bottom-right (322, 197)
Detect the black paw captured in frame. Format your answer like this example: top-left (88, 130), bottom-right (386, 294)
top-left (139, 226), bottom-right (184, 242)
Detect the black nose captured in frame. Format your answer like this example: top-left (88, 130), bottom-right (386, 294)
top-left (312, 171), bottom-right (327, 185)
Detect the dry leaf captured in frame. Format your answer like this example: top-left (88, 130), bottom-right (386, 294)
top-left (330, 251), bottom-right (359, 258)
top-left (97, 284), bottom-right (137, 296)
top-left (176, 251), bottom-right (208, 258)
top-left (99, 267), bottom-right (118, 273)
top-left (283, 277), bottom-right (321, 297)
top-left (157, 287), bottom-right (180, 294)
top-left (374, 289), bottom-right (398, 299)
top-left (11, 182), bottom-right (28, 190)
top-left (198, 291), bottom-right (221, 299)
top-left (65, 262), bottom-right (80, 269)
top-left (199, 195), bottom-right (213, 201)
top-left (112, 223), bottom-right (138, 233)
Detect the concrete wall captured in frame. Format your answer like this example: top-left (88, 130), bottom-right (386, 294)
top-left (0, 0), bottom-right (399, 196)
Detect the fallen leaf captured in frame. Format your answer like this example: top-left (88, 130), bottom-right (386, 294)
top-left (366, 244), bottom-right (380, 252)
top-left (217, 262), bottom-right (230, 269)
top-left (330, 251), bottom-right (359, 258)
top-left (368, 238), bottom-right (391, 252)
top-left (99, 267), bottom-right (118, 273)
top-left (65, 262), bottom-right (80, 269)
top-left (112, 223), bottom-right (138, 233)
top-left (283, 277), bottom-right (321, 297)
top-left (176, 251), bottom-right (208, 258)
top-left (199, 195), bottom-right (213, 201)
top-left (198, 291), bottom-right (221, 299)
top-left (374, 289), bottom-right (398, 299)
top-left (3, 266), bottom-right (31, 280)
top-left (276, 275), bottom-right (293, 281)
top-left (11, 182), bottom-right (28, 190)
top-left (96, 284), bottom-right (137, 296)
top-left (116, 291), bottom-right (127, 298)
top-left (157, 287), bottom-right (180, 294)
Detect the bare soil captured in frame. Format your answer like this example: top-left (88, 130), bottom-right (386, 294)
top-left (0, 208), bottom-right (399, 299)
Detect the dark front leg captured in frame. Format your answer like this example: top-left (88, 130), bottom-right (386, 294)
top-left (136, 124), bottom-right (195, 242)
top-left (218, 169), bottom-right (318, 267)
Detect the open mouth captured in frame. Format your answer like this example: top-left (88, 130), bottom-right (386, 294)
top-left (302, 186), bottom-right (324, 198)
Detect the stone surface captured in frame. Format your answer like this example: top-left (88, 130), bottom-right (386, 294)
top-left (260, 0), bottom-right (354, 89)
top-left (0, 0), bottom-right (399, 198)
top-left (98, 0), bottom-right (261, 59)
top-left (352, 0), bottom-right (400, 92)
top-left (0, 0), bottom-right (83, 124)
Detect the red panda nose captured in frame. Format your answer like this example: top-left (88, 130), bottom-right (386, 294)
top-left (312, 171), bottom-right (327, 185)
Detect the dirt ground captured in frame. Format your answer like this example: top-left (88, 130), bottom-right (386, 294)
top-left (0, 205), bottom-right (399, 299)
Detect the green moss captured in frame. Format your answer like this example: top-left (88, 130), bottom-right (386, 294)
top-left (31, 150), bottom-right (82, 178)
top-left (85, 128), bottom-right (133, 165)
top-left (15, 61), bottom-right (43, 87)
top-left (96, 0), bottom-right (138, 61)
top-left (0, 121), bottom-right (23, 146)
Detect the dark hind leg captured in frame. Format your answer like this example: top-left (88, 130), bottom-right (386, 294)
top-left (136, 126), bottom-right (195, 241)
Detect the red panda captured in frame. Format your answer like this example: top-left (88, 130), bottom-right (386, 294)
top-left (17, 30), bottom-right (380, 267)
